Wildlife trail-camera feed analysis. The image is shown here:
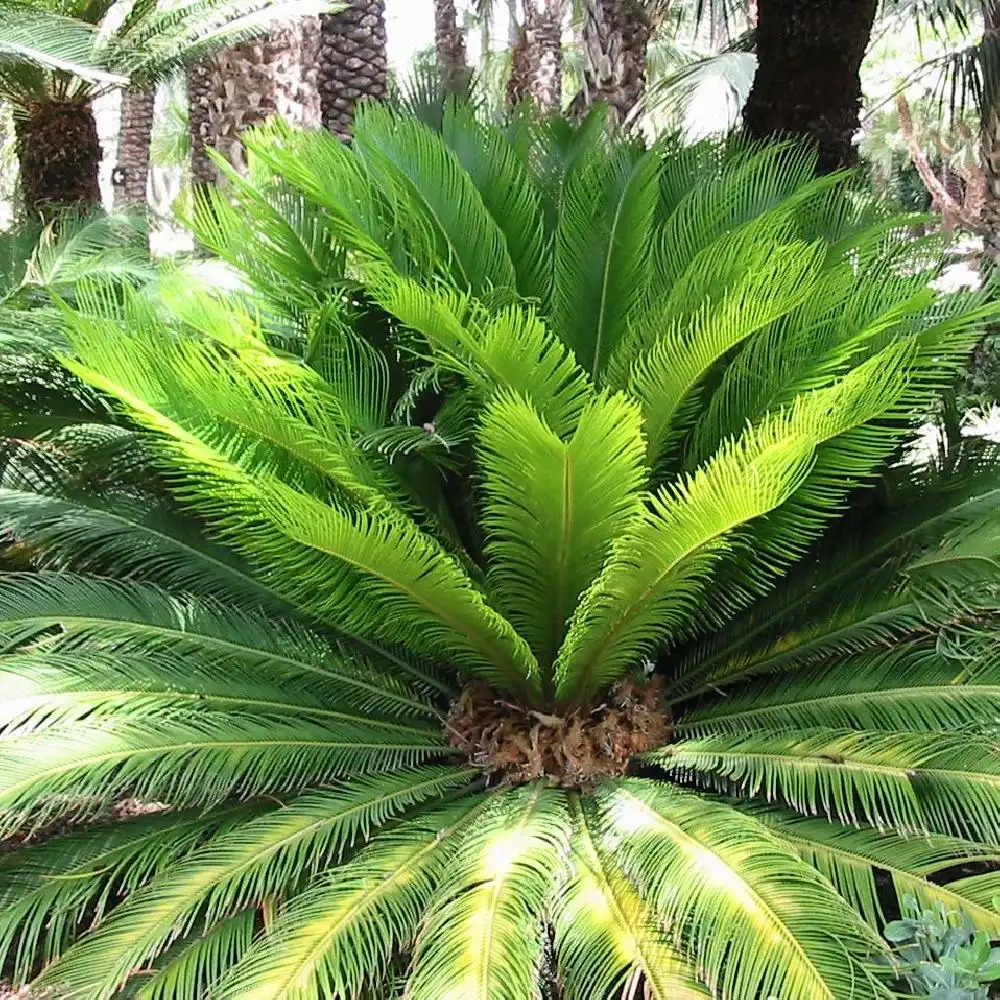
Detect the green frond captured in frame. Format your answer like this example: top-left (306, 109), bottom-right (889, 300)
top-left (553, 412), bottom-right (817, 704)
top-left (212, 796), bottom-right (491, 1000)
top-left (0, 461), bottom-right (281, 609)
top-left (441, 103), bottom-right (550, 305)
top-left (0, 573), bottom-right (439, 718)
top-left (248, 482), bottom-right (539, 697)
top-left (352, 104), bottom-right (516, 296)
top-left (130, 909), bottom-right (257, 1000)
top-left (676, 645), bottom-right (1000, 736)
top-left (596, 780), bottom-right (889, 1000)
top-left (673, 447), bottom-right (1000, 694)
top-left (550, 145), bottom-right (661, 380)
top-left (742, 804), bottom-right (1000, 932)
top-left (648, 729), bottom-right (1000, 842)
top-left (554, 795), bottom-right (710, 999)
top-left (0, 712), bottom-right (449, 835)
top-left (37, 767), bottom-right (474, 999)
top-left (623, 229), bottom-right (825, 469)
top-left (0, 805), bottom-right (256, 981)
top-left (406, 783), bottom-right (571, 1000)
top-left (0, 1), bottom-right (124, 86)
top-left (479, 390), bottom-right (647, 671)
top-left (364, 270), bottom-right (593, 439)
top-left (0, 649), bottom-right (441, 738)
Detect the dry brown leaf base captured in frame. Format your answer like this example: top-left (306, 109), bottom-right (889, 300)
top-left (446, 675), bottom-right (671, 788)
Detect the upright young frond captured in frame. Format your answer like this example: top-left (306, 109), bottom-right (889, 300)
top-left (479, 391), bottom-right (647, 671)
top-left (550, 146), bottom-right (661, 380)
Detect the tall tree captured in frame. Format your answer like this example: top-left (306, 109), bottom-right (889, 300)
top-left (572, 0), bottom-right (671, 124)
top-left (0, 0), bottom-right (319, 214)
top-left (187, 18), bottom-right (322, 189)
top-left (506, 0), bottom-right (571, 112)
top-left (742, 0), bottom-right (878, 172)
top-left (318, 0), bottom-right (388, 139)
top-left (979, 0), bottom-right (1000, 256)
top-left (114, 87), bottom-right (156, 205)
top-left (434, 0), bottom-right (472, 95)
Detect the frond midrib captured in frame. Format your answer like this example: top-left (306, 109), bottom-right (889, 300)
top-left (615, 786), bottom-right (835, 1000)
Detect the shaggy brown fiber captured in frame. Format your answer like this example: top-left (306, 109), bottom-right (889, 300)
top-left (446, 675), bottom-right (671, 788)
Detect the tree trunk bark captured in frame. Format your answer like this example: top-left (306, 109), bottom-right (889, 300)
top-left (434, 0), bottom-right (471, 96)
top-left (742, 0), bottom-right (877, 173)
top-left (187, 18), bottom-right (322, 188)
top-left (529, 0), bottom-right (568, 112)
top-left (15, 98), bottom-right (102, 216)
top-left (979, 1), bottom-right (1000, 261)
top-left (114, 87), bottom-right (156, 207)
top-left (319, 0), bottom-right (388, 140)
top-left (571, 0), bottom-right (667, 125)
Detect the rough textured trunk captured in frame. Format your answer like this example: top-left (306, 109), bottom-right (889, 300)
top-left (528, 0), bottom-right (568, 112)
top-left (15, 99), bottom-right (102, 215)
top-left (742, 0), bottom-right (877, 173)
top-left (318, 0), bottom-right (388, 140)
top-left (187, 18), bottom-right (322, 187)
top-left (434, 0), bottom-right (470, 95)
top-left (506, 17), bottom-right (534, 108)
top-left (571, 0), bottom-right (668, 125)
top-left (114, 87), bottom-right (156, 206)
top-left (980, 1), bottom-right (1000, 260)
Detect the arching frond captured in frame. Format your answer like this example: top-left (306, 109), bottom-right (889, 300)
top-left (743, 804), bottom-right (1000, 932)
top-left (130, 909), bottom-right (257, 1000)
top-left (211, 796), bottom-right (491, 1000)
top-left (676, 644), bottom-right (1000, 736)
top-left (598, 780), bottom-right (888, 1000)
top-left (649, 729), bottom-right (1000, 842)
top-left (0, 805), bottom-right (256, 982)
top-left (406, 783), bottom-right (571, 1000)
top-left (554, 796), bottom-right (710, 999)
top-left (36, 768), bottom-right (474, 998)
top-left (0, 573), bottom-right (439, 718)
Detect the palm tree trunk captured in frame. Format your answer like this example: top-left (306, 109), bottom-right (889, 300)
top-left (980, 1), bottom-right (1000, 261)
top-left (114, 87), bottom-right (156, 207)
top-left (15, 98), bottom-right (102, 215)
top-left (187, 18), bottom-right (323, 188)
top-left (742, 0), bottom-right (877, 173)
top-left (434, 0), bottom-right (471, 95)
top-left (529, 0), bottom-right (568, 112)
top-left (571, 0), bottom-right (667, 125)
top-left (319, 0), bottom-right (388, 140)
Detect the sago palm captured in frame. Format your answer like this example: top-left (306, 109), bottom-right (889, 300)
top-left (2, 106), bottom-right (1000, 1000)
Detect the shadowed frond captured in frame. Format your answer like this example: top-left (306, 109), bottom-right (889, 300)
top-left (36, 768), bottom-right (473, 998)
top-left (211, 797), bottom-right (491, 1000)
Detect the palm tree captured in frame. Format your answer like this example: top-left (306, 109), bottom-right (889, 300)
top-left (0, 0), bottom-right (325, 214)
top-left (1, 107), bottom-right (1000, 999)
top-left (572, 0), bottom-right (672, 122)
top-left (319, 0), bottom-right (388, 138)
top-left (435, 0), bottom-right (472, 95)
top-left (742, 0), bottom-right (879, 171)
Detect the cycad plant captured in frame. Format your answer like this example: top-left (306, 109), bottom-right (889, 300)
top-left (3, 106), bottom-right (1000, 1000)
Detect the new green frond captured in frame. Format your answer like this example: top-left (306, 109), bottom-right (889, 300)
top-left (479, 390), bottom-right (647, 671)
